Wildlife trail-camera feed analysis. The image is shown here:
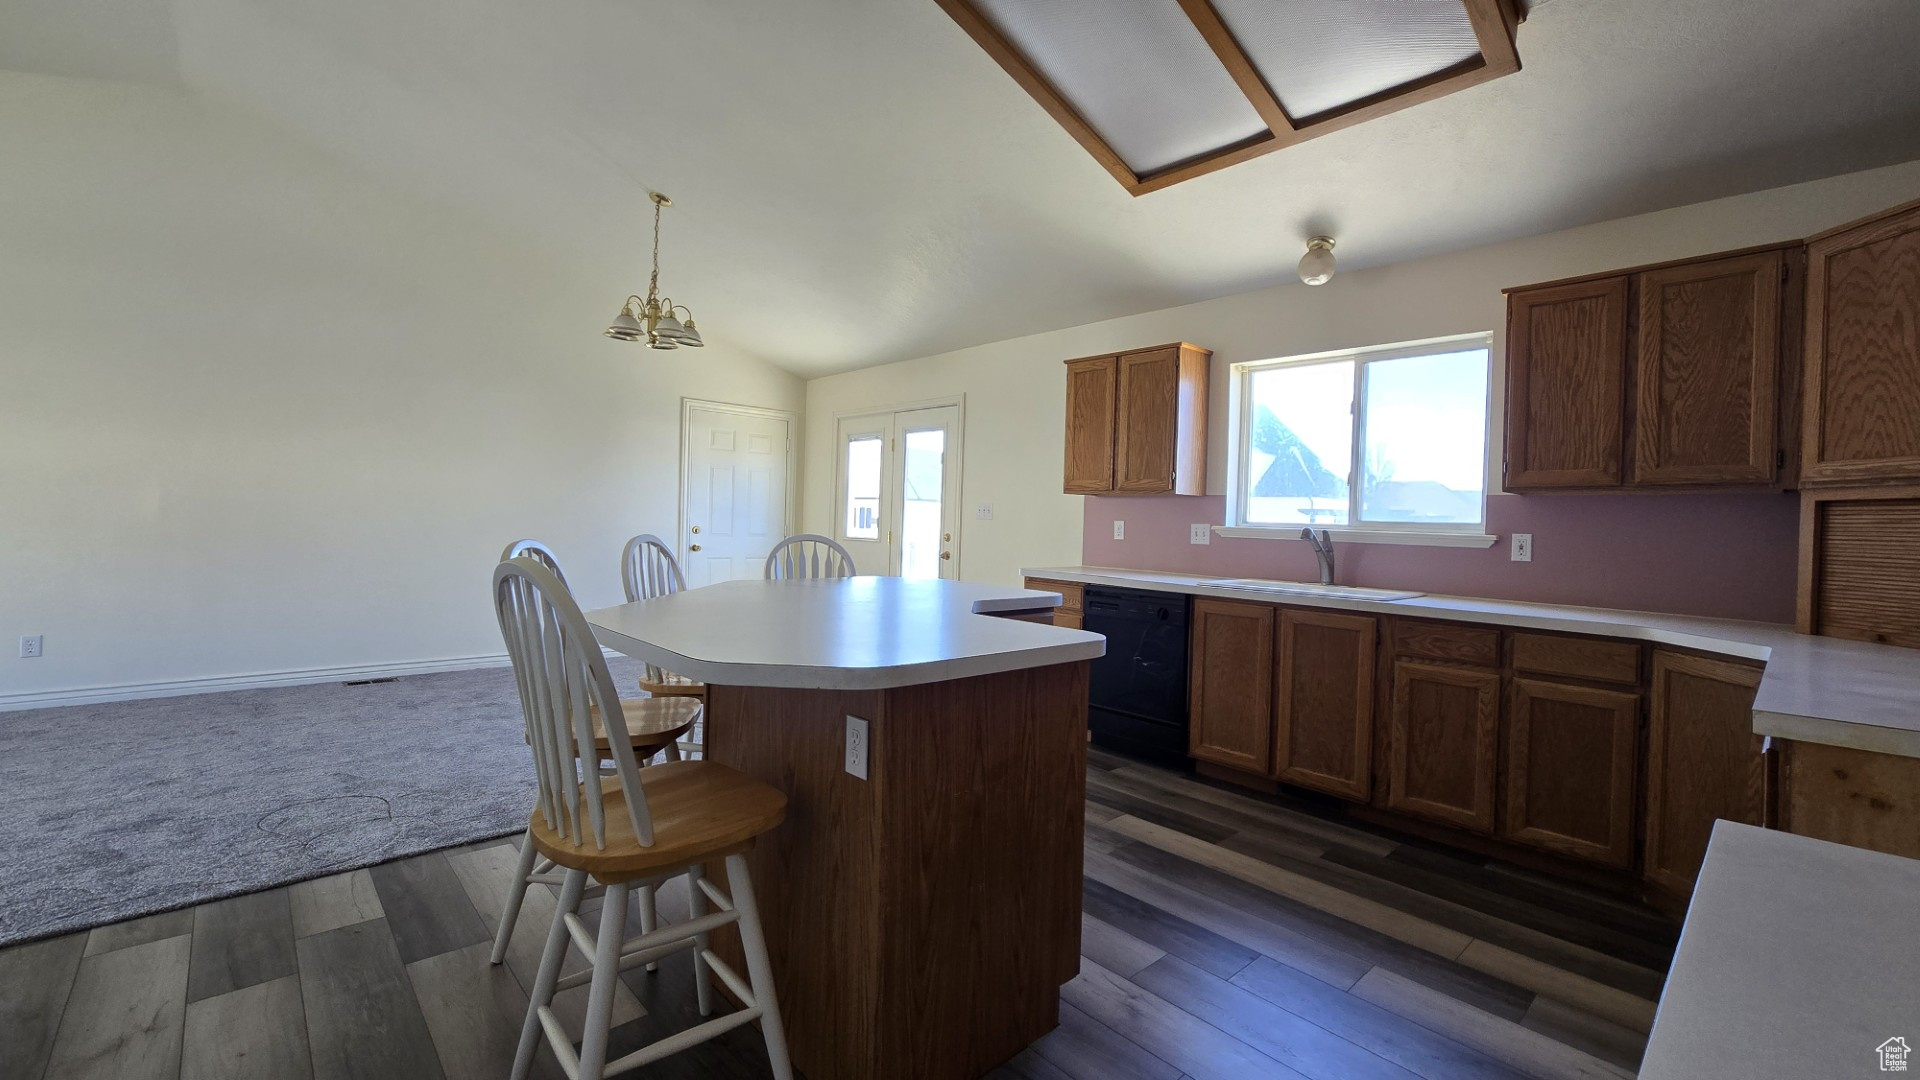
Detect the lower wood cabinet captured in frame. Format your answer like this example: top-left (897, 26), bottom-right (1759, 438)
top-left (1021, 578), bottom-right (1083, 629)
top-left (1777, 740), bottom-right (1920, 860)
top-left (1187, 598), bottom-right (1275, 773)
top-left (1502, 678), bottom-right (1640, 868)
top-left (1644, 651), bottom-right (1767, 894)
top-left (1274, 610), bottom-right (1377, 799)
top-left (1386, 660), bottom-right (1501, 833)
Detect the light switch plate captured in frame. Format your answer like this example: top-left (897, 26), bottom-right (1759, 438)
top-left (1112, 520), bottom-right (1125, 540)
top-left (845, 715), bottom-right (869, 779)
top-left (1189, 524), bottom-right (1211, 545)
top-left (19, 635), bottom-right (43, 659)
top-left (1511, 533), bottom-right (1533, 562)
top-left (975, 503), bottom-right (993, 520)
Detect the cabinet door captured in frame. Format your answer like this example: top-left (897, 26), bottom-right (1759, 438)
top-left (1645, 651), bottom-right (1764, 895)
top-left (1386, 660), bottom-right (1500, 832)
top-left (1188, 598), bottom-right (1275, 772)
top-left (1504, 278), bottom-right (1629, 489)
top-left (1275, 610), bottom-right (1376, 799)
top-left (1503, 678), bottom-right (1640, 867)
top-left (1633, 251), bottom-right (1783, 485)
top-left (1063, 356), bottom-right (1117, 494)
top-left (1804, 200), bottom-right (1920, 485)
top-left (1113, 348), bottom-right (1181, 494)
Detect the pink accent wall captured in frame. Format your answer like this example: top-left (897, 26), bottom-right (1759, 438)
top-left (1082, 491), bottom-right (1800, 624)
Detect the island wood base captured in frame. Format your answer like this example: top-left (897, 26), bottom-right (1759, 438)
top-left (701, 660), bottom-right (1090, 1080)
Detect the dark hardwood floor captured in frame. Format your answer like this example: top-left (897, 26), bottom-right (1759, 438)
top-left (1, 747), bottom-right (1675, 1079)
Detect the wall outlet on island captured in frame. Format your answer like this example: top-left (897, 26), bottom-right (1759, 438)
top-left (1511, 533), bottom-right (1533, 562)
top-left (19, 635), bottom-right (42, 659)
top-left (844, 715), bottom-right (869, 780)
top-left (1112, 520), bottom-right (1125, 540)
top-left (1189, 524), bottom-right (1211, 545)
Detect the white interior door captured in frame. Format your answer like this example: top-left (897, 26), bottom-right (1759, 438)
top-left (682, 404), bottom-right (791, 586)
top-left (832, 402), bottom-right (963, 579)
top-left (892, 405), bottom-right (960, 579)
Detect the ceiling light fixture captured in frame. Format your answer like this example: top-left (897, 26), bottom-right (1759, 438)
top-left (605, 191), bottom-right (704, 349)
top-left (1298, 236), bottom-right (1337, 286)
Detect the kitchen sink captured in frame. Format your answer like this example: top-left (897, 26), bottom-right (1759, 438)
top-left (1199, 578), bottom-right (1425, 602)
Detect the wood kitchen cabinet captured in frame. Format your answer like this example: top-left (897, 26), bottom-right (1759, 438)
top-left (1021, 577), bottom-right (1084, 630)
top-left (1385, 621), bottom-right (1502, 833)
top-left (1274, 609), bottom-right (1377, 800)
top-left (1062, 343), bottom-right (1208, 496)
top-left (1802, 197), bottom-right (1920, 486)
top-left (1643, 650), bottom-right (1765, 896)
top-left (1503, 677), bottom-right (1640, 868)
top-left (1634, 250), bottom-right (1786, 486)
top-left (1187, 598), bottom-right (1274, 772)
top-left (1504, 277), bottom-right (1630, 489)
top-left (1503, 243), bottom-right (1798, 492)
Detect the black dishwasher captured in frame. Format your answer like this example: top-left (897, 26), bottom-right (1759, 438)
top-left (1083, 586), bottom-right (1191, 766)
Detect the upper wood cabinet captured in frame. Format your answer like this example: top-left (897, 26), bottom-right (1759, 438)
top-left (1802, 198), bottom-right (1920, 486)
top-left (1798, 487), bottom-right (1920, 648)
top-left (1063, 343), bottom-right (1208, 496)
top-left (1063, 357), bottom-right (1117, 494)
top-left (1634, 250), bottom-right (1785, 486)
top-left (1644, 650), bottom-right (1764, 896)
top-left (1187, 598), bottom-right (1274, 773)
top-left (1274, 610), bottom-right (1377, 800)
top-left (1505, 278), bottom-right (1630, 489)
top-left (1503, 244), bottom-right (1798, 492)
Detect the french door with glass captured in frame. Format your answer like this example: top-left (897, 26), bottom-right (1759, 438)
top-left (833, 404), bottom-right (962, 579)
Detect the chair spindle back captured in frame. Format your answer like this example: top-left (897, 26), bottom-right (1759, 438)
top-left (763, 534), bottom-right (857, 581)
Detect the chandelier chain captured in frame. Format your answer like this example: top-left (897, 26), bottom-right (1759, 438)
top-left (647, 196), bottom-right (663, 304)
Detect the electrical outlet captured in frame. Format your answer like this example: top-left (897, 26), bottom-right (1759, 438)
top-left (1189, 523), bottom-right (1211, 545)
top-left (1510, 533), bottom-right (1533, 562)
top-left (845, 715), bottom-right (869, 779)
top-left (19, 635), bottom-right (43, 658)
top-left (975, 503), bottom-right (993, 520)
top-left (1112, 520), bottom-right (1125, 540)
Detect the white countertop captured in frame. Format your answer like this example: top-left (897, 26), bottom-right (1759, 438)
top-left (1639, 822), bottom-right (1920, 1078)
top-left (585, 577), bottom-right (1105, 691)
top-left (1024, 566), bottom-right (1920, 758)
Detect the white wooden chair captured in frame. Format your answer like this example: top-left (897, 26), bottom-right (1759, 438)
top-left (490, 538), bottom-right (695, 970)
top-left (621, 533), bottom-right (707, 758)
top-left (494, 556), bottom-right (792, 1080)
top-left (762, 533), bottom-right (856, 580)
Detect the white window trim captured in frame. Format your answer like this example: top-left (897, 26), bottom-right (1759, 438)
top-left (1222, 333), bottom-right (1497, 549)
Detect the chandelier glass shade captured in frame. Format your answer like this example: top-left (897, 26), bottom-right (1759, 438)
top-left (606, 191), bottom-right (704, 349)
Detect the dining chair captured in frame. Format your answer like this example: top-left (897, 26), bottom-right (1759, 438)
top-left (762, 533), bottom-right (856, 580)
top-left (490, 538), bottom-right (696, 969)
top-left (494, 556), bottom-right (792, 1080)
top-left (621, 533), bottom-right (707, 758)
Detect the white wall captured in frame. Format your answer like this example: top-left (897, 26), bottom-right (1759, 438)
top-left (802, 159), bottom-right (1920, 589)
top-left (0, 73), bottom-right (803, 706)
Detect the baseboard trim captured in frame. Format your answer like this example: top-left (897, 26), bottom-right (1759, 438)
top-left (0, 653), bottom-right (514, 712)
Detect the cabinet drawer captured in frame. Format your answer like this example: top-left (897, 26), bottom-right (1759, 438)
top-left (1391, 620), bottom-right (1500, 666)
top-left (1511, 633), bottom-right (1640, 685)
top-left (1022, 578), bottom-right (1083, 615)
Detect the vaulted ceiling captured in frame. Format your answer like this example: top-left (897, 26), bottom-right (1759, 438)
top-left (6, 0), bottom-right (1920, 377)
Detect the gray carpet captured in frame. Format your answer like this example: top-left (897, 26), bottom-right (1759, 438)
top-left (0, 657), bottom-right (643, 947)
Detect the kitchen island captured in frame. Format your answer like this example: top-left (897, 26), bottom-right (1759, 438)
top-left (586, 577), bottom-right (1105, 1080)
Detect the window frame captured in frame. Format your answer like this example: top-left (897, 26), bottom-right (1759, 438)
top-left (1222, 332), bottom-right (1497, 548)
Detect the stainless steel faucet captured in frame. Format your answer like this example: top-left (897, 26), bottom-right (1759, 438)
top-left (1300, 528), bottom-right (1335, 585)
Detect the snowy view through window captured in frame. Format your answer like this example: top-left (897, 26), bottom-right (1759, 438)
top-left (1244, 346), bottom-right (1488, 528)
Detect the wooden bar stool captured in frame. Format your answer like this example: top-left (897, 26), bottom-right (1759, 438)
top-left (491, 539), bottom-right (697, 967)
top-left (762, 533), bottom-right (856, 580)
top-left (495, 556), bottom-right (792, 1080)
top-left (621, 534), bottom-right (707, 758)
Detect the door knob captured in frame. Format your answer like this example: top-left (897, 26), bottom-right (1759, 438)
top-left (940, 551), bottom-right (951, 560)
top-left (691, 525), bottom-right (701, 534)
top-left (943, 532), bottom-right (952, 541)
top-left (689, 544), bottom-right (702, 552)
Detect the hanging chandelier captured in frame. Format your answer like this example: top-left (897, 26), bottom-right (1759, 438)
top-left (605, 191), bottom-right (704, 349)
